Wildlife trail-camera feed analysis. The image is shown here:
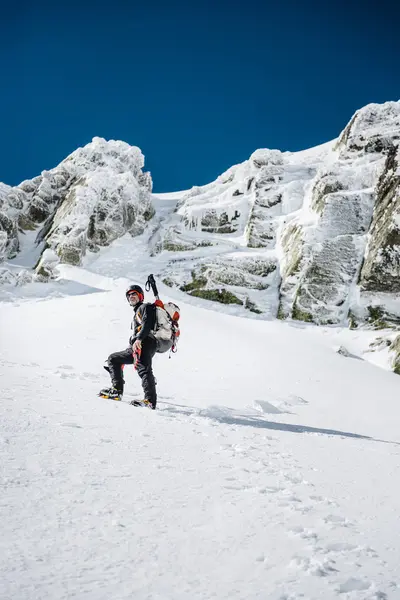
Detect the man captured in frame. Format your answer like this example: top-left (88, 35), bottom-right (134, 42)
top-left (99, 284), bottom-right (158, 408)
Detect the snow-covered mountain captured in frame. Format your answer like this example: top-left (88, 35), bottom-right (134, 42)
top-left (1, 101), bottom-right (400, 371)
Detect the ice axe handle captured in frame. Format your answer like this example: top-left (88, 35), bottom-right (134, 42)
top-left (145, 274), bottom-right (159, 299)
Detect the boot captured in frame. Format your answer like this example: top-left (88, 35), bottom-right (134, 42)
top-left (99, 387), bottom-right (123, 401)
top-left (130, 398), bottom-right (156, 410)
top-left (103, 365), bottom-right (125, 385)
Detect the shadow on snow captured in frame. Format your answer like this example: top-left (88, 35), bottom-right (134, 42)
top-left (159, 401), bottom-right (399, 446)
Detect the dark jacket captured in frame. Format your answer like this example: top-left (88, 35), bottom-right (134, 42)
top-left (129, 302), bottom-right (156, 344)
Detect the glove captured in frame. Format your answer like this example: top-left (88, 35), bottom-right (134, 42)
top-left (132, 339), bottom-right (142, 353)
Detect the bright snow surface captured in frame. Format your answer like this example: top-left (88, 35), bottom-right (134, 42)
top-left (1, 228), bottom-right (400, 600)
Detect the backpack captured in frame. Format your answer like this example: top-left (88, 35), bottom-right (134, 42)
top-left (152, 299), bottom-right (181, 354)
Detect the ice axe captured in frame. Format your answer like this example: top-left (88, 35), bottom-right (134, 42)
top-left (145, 274), bottom-right (164, 308)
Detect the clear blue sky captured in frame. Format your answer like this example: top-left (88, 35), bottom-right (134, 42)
top-left (1, 0), bottom-right (399, 191)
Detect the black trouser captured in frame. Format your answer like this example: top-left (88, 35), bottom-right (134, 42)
top-left (107, 338), bottom-right (157, 405)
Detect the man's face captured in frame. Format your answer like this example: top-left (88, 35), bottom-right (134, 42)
top-left (127, 292), bottom-right (140, 306)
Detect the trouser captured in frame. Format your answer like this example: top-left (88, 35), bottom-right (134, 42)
top-left (107, 338), bottom-right (157, 405)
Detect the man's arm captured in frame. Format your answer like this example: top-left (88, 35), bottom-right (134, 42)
top-left (136, 304), bottom-right (156, 341)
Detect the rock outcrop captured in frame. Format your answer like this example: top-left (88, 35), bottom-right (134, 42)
top-left (359, 145), bottom-right (400, 293)
top-left (278, 102), bottom-right (400, 325)
top-left (0, 138), bottom-right (154, 272)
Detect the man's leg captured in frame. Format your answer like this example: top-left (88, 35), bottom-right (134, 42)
top-left (136, 338), bottom-right (157, 408)
top-left (107, 348), bottom-right (134, 393)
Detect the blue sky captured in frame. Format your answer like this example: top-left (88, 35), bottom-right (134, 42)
top-left (1, 0), bottom-right (399, 191)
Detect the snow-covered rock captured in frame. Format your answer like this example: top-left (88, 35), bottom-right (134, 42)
top-left (0, 138), bottom-right (154, 269)
top-left (152, 142), bottom-right (330, 316)
top-left (278, 101), bottom-right (400, 325)
top-left (389, 334), bottom-right (400, 374)
top-left (0, 266), bottom-right (34, 286)
top-left (359, 145), bottom-right (400, 294)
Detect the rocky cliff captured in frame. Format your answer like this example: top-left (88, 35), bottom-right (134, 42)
top-left (0, 137), bottom-right (154, 281)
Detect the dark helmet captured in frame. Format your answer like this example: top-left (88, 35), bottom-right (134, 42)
top-left (125, 284), bottom-right (144, 302)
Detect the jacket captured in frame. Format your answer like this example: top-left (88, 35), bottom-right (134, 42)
top-left (129, 302), bottom-right (156, 344)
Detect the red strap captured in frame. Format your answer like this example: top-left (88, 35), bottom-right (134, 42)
top-left (132, 346), bottom-right (142, 370)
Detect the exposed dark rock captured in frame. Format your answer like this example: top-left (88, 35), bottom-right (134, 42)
top-left (190, 288), bottom-right (243, 305)
top-left (390, 335), bottom-right (400, 375)
top-left (359, 146), bottom-right (400, 292)
top-left (311, 174), bottom-right (345, 214)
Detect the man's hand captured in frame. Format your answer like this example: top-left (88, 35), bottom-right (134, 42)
top-left (132, 339), bottom-right (142, 353)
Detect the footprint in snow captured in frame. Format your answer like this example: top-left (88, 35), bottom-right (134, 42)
top-left (324, 514), bottom-right (354, 528)
top-left (54, 367), bottom-right (101, 382)
top-left (290, 555), bottom-right (338, 577)
top-left (284, 474), bottom-right (312, 486)
top-left (309, 494), bottom-right (338, 506)
top-left (288, 526), bottom-right (318, 543)
top-left (255, 553), bottom-right (268, 563)
top-left (260, 485), bottom-right (284, 494)
top-left (223, 484), bottom-right (252, 491)
top-left (54, 366), bottom-right (76, 379)
top-left (337, 577), bottom-right (371, 593)
top-left (323, 542), bottom-right (358, 553)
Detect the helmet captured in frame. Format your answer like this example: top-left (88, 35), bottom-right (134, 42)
top-left (125, 284), bottom-right (144, 303)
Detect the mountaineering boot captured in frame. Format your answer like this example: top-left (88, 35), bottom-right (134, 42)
top-left (130, 398), bottom-right (156, 410)
top-left (103, 365), bottom-right (125, 385)
top-left (98, 387), bottom-right (123, 401)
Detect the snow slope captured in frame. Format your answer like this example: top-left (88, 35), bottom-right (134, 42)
top-left (1, 234), bottom-right (400, 599)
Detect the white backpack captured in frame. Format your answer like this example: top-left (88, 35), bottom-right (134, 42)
top-left (152, 301), bottom-right (180, 353)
